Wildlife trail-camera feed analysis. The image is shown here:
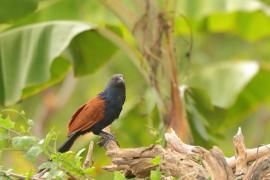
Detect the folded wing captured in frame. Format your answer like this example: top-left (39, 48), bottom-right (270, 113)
top-left (68, 96), bottom-right (105, 136)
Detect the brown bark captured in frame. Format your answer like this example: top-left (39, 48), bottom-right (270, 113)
top-left (101, 128), bottom-right (270, 179)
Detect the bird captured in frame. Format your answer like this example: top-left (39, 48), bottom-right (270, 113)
top-left (58, 74), bottom-right (126, 153)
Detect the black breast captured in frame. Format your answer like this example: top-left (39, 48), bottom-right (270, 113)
top-left (90, 93), bottom-right (125, 135)
top-left (104, 93), bottom-right (125, 120)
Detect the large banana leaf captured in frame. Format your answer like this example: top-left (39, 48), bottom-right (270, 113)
top-left (207, 10), bottom-right (270, 41)
top-left (189, 61), bottom-right (259, 108)
top-left (185, 61), bottom-right (270, 145)
top-left (0, 0), bottom-right (38, 23)
top-left (0, 21), bottom-right (118, 106)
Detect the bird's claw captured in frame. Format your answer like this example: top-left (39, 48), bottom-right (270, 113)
top-left (97, 133), bottom-right (119, 147)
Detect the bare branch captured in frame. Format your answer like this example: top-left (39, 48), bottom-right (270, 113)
top-left (0, 170), bottom-right (40, 180)
top-left (226, 144), bottom-right (270, 169)
top-left (233, 127), bottom-right (248, 178)
top-left (83, 141), bottom-right (94, 169)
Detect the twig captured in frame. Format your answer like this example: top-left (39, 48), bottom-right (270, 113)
top-left (106, 145), bottom-right (163, 158)
top-left (164, 128), bottom-right (197, 154)
top-left (233, 127), bottom-right (247, 177)
top-left (99, 0), bottom-right (136, 30)
top-left (0, 169), bottom-right (39, 180)
top-left (0, 125), bottom-right (21, 136)
top-left (83, 141), bottom-right (94, 169)
top-left (226, 144), bottom-right (270, 169)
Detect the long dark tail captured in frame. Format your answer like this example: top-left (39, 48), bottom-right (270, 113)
top-left (58, 132), bottom-right (80, 153)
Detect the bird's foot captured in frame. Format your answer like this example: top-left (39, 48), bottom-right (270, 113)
top-left (98, 133), bottom-right (119, 147)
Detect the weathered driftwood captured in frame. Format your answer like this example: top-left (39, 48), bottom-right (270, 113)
top-left (102, 128), bottom-right (270, 179)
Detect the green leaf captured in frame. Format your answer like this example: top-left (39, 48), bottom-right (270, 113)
top-left (0, 21), bottom-right (120, 106)
top-left (26, 145), bottom-right (43, 161)
top-left (150, 169), bottom-right (161, 180)
top-left (114, 171), bottom-right (126, 180)
top-left (24, 170), bottom-right (34, 180)
top-left (189, 61), bottom-right (259, 108)
top-left (68, 28), bottom-right (119, 76)
top-left (84, 167), bottom-right (95, 176)
top-left (224, 67), bottom-right (270, 128)
top-left (0, 21), bottom-right (93, 105)
top-left (0, 128), bottom-right (8, 140)
top-left (184, 87), bottom-right (226, 146)
top-left (151, 155), bottom-right (161, 165)
top-left (22, 57), bottom-right (71, 100)
top-left (38, 161), bottom-right (53, 171)
top-left (12, 136), bottom-right (37, 149)
top-left (0, 0), bottom-right (38, 23)
top-left (177, 0), bottom-right (266, 20)
top-left (261, 0), bottom-right (270, 6)
top-left (50, 151), bottom-right (87, 177)
top-left (42, 129), bottom-right (57, 152)
top-left (207, 11), bottom-right (270, 41)
top-left (27, 119), bottom-right (33, 126)
top-left (0, 21), bottom-right (92, 105)
top-left (76, 148), bottom-right (86, 157)
top-left (0, 129), bottom-right (8, 148)
top-left (0, 115), bottom-right (15, 129)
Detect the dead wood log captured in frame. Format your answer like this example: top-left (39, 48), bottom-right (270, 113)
top-left (101, 127), bottom-right (270, 179)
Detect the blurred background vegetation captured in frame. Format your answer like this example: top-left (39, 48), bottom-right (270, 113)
top-left (0, 0), bottom-right (270, 179)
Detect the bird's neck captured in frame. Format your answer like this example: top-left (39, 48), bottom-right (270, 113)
top-left (99, 87), bottom-right (125, 105)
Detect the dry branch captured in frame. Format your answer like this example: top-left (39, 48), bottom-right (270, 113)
top-left (244, 155), bottom-right (270, 180)
top-left (83, 141), bottom-right (94, 169)
top-left (227, 144), bottom-right (270, 169)
top-left (5, 126), bottom-right (270, 179)
top-left (101, 127), bottom-right (270, 179)
top-left (233, 127), bottom-right (247, 178)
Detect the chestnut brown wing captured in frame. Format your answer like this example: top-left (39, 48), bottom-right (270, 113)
top-left (68, 96), bottom-right (105, 136)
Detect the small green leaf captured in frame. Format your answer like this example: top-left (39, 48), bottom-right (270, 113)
top-left (38, 161), bottom-right (53, 171)
top-left (27, 119), bottom-right (34, 126)
top-left (84, 167), bottom-right (95, 175)
top-left (24, 170), bottom-right (34, 180)
top-left (0, 128), bottom-right (8, 140)
top-left (0, 129), bottom-right (8, 149)
top-left (0, 115), bottom-right (15, 129)
top-left (43, 129), bottom-right (57, 151)
top-left (51, 151), bottom-right (85, 177)
top-left (12, 136), bottom-right (37, 149)
top-left (151, 155), bottom-right (161, 165)
top-left (114, 171), bottom-right (126, 180)
top-left (150, 169), bottom-right (161, 180)
top-left (76, 148), bottom-right (85, 157)
top-left (26, 145), bottom-right (43, 161)
top-left (20, 110), bottom-right (25, 116)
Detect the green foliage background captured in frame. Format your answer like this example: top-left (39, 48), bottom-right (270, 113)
top-left (0, 0), bottom-right (270, 179)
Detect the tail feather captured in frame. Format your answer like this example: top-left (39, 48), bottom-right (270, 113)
top-left (58, 132), bottom-right (80, 153)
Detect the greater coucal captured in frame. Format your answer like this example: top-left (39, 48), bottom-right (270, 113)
top-left (58, 74), bottom-right (126, 153)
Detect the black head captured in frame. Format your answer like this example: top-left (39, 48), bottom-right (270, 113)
top-left (105, 74), bottom-right (125, 89)
top-left (100, 74), bottom-right (126, 103)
